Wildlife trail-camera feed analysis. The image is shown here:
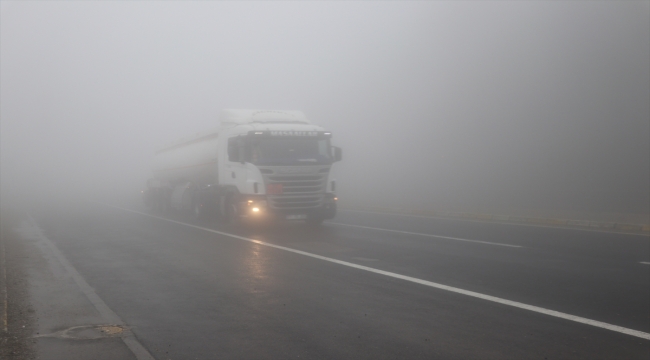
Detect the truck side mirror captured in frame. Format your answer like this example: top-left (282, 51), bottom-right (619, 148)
top-left (239, 141), bottom-right (246, 164)
top-left (333, 146), bottom-right (342, 162)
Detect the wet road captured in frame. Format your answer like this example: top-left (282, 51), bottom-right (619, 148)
top-left (30, 202), bottom-right (650, 359)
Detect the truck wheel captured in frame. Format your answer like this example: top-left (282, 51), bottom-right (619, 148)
top-left (224, 196), bottom-right (239, 225)
top-left (193, 201), bottom-right (204, 222)
top-left (161, 196), bottom-right (171, 214)
top-left (155, 191), bottom-right (166, 214)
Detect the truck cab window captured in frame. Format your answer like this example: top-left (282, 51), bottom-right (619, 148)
top-left (247, 138), bottom-right (331, 166)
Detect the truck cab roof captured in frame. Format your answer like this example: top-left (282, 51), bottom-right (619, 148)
top-left (220, 109), bottom-right (311, 125)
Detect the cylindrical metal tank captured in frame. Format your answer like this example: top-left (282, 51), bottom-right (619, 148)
top-left (151, 131), bottom-right (219, 187)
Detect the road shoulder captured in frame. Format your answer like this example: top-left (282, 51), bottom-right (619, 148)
top-left (1, 209), bottom-right (36, 359)
top-left (2, 209), bottom-right (137, 360)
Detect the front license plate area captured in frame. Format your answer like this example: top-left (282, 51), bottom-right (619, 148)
top-left (286, 214), bottom-right (307, 220)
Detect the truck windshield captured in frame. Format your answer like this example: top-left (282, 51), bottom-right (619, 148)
top-left (248, 138), bottom-right (332, 166)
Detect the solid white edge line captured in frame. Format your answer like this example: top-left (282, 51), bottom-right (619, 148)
top-left (328, 222), bottom-right (522, 248)
top-left (26, 214), bottom-right (156, 360)
top-left (640, 262), bottom-right (650, 265)
top-left (105, 204), bottom-right (650, 341)
top-left (339, 209), bottom-right (650, 237)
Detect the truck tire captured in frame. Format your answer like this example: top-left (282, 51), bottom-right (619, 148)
top-left (155, 189), bottom-right (166, 214)
top-left (192, 201), bottom-right (204, 222)
top-left (160, 189), bottom-right (171, 214)
top-left (223, 195), bottom-right (239, 225)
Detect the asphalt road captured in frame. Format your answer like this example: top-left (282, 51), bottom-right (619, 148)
top-left (26, 202), bottom-right (650, 359)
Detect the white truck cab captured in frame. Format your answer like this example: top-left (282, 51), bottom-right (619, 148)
top-left (144, 109), bottom-right (341, 225)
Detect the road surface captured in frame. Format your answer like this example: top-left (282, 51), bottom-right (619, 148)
top-left (8, 202), bottom-right (650, 359)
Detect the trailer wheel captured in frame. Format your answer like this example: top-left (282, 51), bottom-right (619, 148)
top-left (224, 195), bottom-right (239, 225)
top-left (155, 189), bottom-right (167, 214)
top-left (192, 201), bottom-right (203, 222)
top-left (160, 189), bottom-right (171, 214)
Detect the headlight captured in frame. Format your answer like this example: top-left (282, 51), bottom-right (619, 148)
top-left (246, 199), bottom-right (267, 210)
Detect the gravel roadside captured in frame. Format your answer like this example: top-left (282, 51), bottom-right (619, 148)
top-left (1, 209), bottom-right (36, 359)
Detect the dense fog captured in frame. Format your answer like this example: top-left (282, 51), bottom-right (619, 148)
top-left (1, 1), bottom-right (649, 216)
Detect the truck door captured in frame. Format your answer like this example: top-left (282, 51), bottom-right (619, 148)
top-left (226, 136), bottom-right (248, 192)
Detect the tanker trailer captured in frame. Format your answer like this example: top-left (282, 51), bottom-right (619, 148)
top-left (144, 109), bottom-right (342, 225)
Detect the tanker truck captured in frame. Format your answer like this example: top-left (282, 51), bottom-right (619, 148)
top-left (142, 109), bottom-right (341, 225)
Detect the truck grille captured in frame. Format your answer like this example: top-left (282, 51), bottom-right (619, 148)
top-left (263, 167), bottom-right (329, 210)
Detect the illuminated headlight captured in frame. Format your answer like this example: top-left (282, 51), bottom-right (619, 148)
top-left (246, 200), bottom-right (267, 213)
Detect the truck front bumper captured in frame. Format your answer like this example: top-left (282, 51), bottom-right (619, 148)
top-left (238, 194), bottom-right (337, 222)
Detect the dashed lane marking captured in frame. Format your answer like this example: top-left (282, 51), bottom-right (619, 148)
top-left (106, 205), bottom-right (650, 341)
top-left (339, 209), bottom-right (650, 237)
top-left (328, 222), bottom-right (522, 248)
top-left (640, 262), bottom-right (650, 265)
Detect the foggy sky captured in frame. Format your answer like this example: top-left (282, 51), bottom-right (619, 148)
top-left (1, 1), bottom-right (649, 215)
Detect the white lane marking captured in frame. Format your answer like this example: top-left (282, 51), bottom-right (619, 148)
top-left (640, 262), bottom-right (650, 265)
top-left (328, 222), bottom-right (522, 248)
top-left (106, 205), bottom-right (650, 341)
top-left (339, 209), bottom-right (650, 237)
top-left (26, 214), bottom-right (155, 360)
